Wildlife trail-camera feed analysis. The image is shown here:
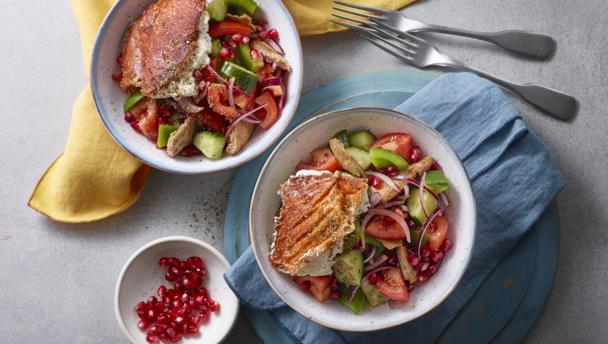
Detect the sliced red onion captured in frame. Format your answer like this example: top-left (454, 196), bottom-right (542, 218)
top-left (241, 115), bottom-right (261, 124)
top-left (364, 266), bottom-right (394, 279)
top-left (378, 199), bottom-right (406, 209)
top-left (363, 246), bottom-right (376, 264)
top-left (405, 178), bottom-right (446, 210)
top-left (367, 171), bottom-right (399, 191)
top-left (259, 77), bottom-right (282, 88)
top-left (388, 300), bottom-right (408, 309)
top-left (262, 85), bottom-right (283, 97)
top-left (364, 254), bottom-right (388, 272)
top-left (228, 78), bottom-right (238, 114)
top-left (419, 172), bottom-right (429, 218)
top-left (440, 193), bottom-right (450, 207)
top-left (365, 208), bottom-right (410, 243)
top-left (205, 65), bottom-right (227, 84)
top-left (264, 37), bottom-right (285, 55)
top-left (369, 192), bottom-right (382, 207)
top-left (225, 103), bottom-right (266, 138)
top-left (278, 78), bottom-right (286, 110)
top-left (416, 208), bottom-right (443, 258)
top-left (348, 286), bottom-right (359, 302)
top-left (176, 97), bottom-right (204, 114)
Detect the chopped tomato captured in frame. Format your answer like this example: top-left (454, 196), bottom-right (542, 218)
top-left (130, 98), bottom-right (159, 141)
top-left (194, 108), bottom-right (228, 134)
top-left (296, 148), bottom-right (341, 172)
top-left (364, 214), bottom-right (407, 240)
top-left (428, 216), bottom-right (448, 251)
top-left (376, 268), bottom-right (409, 301)
top-left (209, 21), bottom-right (254, 38)
top-left (255, 91), bottom-right (279, 129)
top-left (371, 133), bottom-right (412, 162)
top-left (294, 275), bottom-right (332, 303)
top-left (234, 92), bottom-right (255, 111)
top-left (207, 83), bottom-right (238, 118)
top-left (256, 64), bottom-right (275, 81)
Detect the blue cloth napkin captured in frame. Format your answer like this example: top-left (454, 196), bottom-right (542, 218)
top-left (224, 72), bottom-right (566, 344)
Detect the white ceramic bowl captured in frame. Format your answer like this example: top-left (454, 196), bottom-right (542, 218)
top-left (250, 107), bottom-right (476, 331)
top-left (91, 0), bottom-right (303, 174)
top-left (115, 236), bottom-right (239, 343)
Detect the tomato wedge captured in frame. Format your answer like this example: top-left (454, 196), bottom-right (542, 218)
top-left (131, 98), bottom-right (159, 141)
top-left (428, 215), bottom-right (449, 251)
top-left (255, 91), bottom-right (279, 129)
top-left (294, 275), bottom-right (332, 302)
top-left (364, 214), bottom-right (407, 240)
top-left (371, 133), bottom-right (412, 162)
top-left (296, 148), bottom-right (341, 172)
top-left (209, 20), bottom-right (254, 38)
top-left (376, 268), bottom-right (409, 301)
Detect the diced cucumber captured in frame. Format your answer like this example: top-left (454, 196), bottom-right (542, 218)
top-left (211, 39), bottom-right (221, 57)
top-left (369, 147), bottom-right (409, 170)
top-left (406, 187), bottom-right (438, 225)
top-left (236, 44), bottom-right (263, 72)
top-left (193, 131), bottom-right (226, 160)
top-left (349, 130), bottom-right (376, 151)
top-left (156, 124), bottom-right (179, 148)
top-left (207, 0), bottom-right (228, 21)
top-left (220, 61), bottom-right (258, 93)
top-left (226, 0), bottom-right (258, 16)
top-left (425, 170), bottom-right (449, 194)
top-left (123, 90), bottom-right (144, 113)
top-left (334, 130), bottom-right (350, 147)
top-left (361, 281), bottom-right (388, 307)
top-left (346, 147), bottom-right (371, 170)
top-left (410, 228), bottom-right (429, 248)
top-left (333, 250), bottom-right (363, 286)
top-left (339, 285), bottom-right (367, 315)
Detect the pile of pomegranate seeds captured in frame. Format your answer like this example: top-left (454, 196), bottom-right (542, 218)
top-left (135, 256), bottom-right (220, 343)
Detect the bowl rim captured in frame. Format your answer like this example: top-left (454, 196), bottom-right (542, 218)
top-left (249, 106), bottom-right (477, 331)
top-left (90, 0), bottom-right (304, 175)
top-left (114, 235), bottom-right (239, 343)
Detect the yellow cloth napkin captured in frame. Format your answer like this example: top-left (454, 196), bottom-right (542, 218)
top-left (29, 0), bottom-right (414, 223)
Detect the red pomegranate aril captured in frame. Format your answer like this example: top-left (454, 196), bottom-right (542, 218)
top-left (180, 293), bottom-right (190, 303)
top-left (431, 251), bottom-right (444, 263)
top-left (410, 145), bottom-right (422, 163)
top-left (172, 300), bottom-right (181, 309)
top-left (428, 264), bottom-right (438, 275)
top-left (220, 47), bottom-right (230, 59)
top-left (146, 333), bottom-right (159, 344)
top-left (420, 262), bottom-right (429, 272)
top-left (268, 28), bottom-right (279, 40)
top-left (138, 320), bottom-right (151, 330)
top-left (157, 314), bottom-right (170, 324)
top-left (242, 36), bottom-right (250, 44)
top-left (188, 256), bottom-right (204, 269)
top-left (173, 281), bottom-right (183, 292)
top-left (250, 48), bottom-right (261, 60)
top-left (193, 69), bottom-right (205, 82)
top-left (421, 246), bottom-right (431, 259)
top-left (170, 334), bottom-right (182, 343)
top-left (299, 280), bottom-right (311, 292)
top-left (408, 254), bottom-right (420, 267)
top-left (169, 266), bottom-right (181, 277)
top-left (386, 166), bottom-right (397, 176)
top-left (147, 308), bottom-right (158, 321)
top-left (194, 295), bottom-right (206, 305)
top-left (166, 257), bottom-right (179, 267)
top-left (148, 296), bottom-right (158, 304)
top-left (368, 272), bottom-right (379, 285)
top-left (136, 301), bottom-right (146, 312)
top-left (418, 273), bottom-right (430, 283)
top-left (165, 272), bottom-right (177, 282)
top-left (157, 286), bottom-right (167, 297)
top-left (441, 239), bottom-right (453, 252)
top-left (368, 175), bottom-right (383, 188)
top-left (330, 290), bottom-right (341, 299)
top-left (166, 327), bottom-right (176, 337)
top-left (430, 162), bottom-right (441, 170)
top-left (175, 316), bottom-right (186, 325)
top-left (186, 325), bottom-right (199, 334)
top-left (159, 333), bottom-right (169, 341)
top-left (183, 304), bottom-right (193, 315)
top-left (124, 112), bottom-right (136, 123)
top-left (130, 122), bottom-right (141, 132)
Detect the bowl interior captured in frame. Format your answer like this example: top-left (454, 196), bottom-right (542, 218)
top-left (91, 0), bottom-right (302, 174)
top-left (250, 108), bottom-right (476, 331)
top-left (115, 237), bottom-right (239, 343)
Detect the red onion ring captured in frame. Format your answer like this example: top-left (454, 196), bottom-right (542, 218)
top-left (278, 78), bottom-right (286, 110)
top-left (364, 254), bottom-right (388, 272)
top-left (416, 208), bottom-right (443, 258)
top-left (404, 178), bottom-right (446, 210)
top-left (378, 199), bottom-right (406, 209)
top-left (440, 193), bottom-right (450, 207)
top-left (228, 78), bottom-right (238, 114)
top-left (364, 208), bottom-right (411, 243)
top-left (419, 172), bottom-right (429, 218)
top-left (225, 103), bottom-right (266, 138)
top-left (363, 266), bottom-right (394, 279)
top-left (348, 286), bottom-right (359, 302)
top-left (259, 77), bottom-right (282, 88)
top-left (367, 171), bottom-right (399, 191)
top-left (369, 192), bottom-right (382, 207)
top-left (363, 246), bottom-right (376, 264)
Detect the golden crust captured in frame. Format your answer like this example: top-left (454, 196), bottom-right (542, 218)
top-left (119, 0), bottom-right (206, 96)
top-left (270, 172), bottom-right (368, 275)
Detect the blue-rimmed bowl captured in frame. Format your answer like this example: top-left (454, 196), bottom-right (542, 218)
top-left (91, 0), bottom-right (303, 174)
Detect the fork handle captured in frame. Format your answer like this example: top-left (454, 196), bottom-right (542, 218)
top-left (416, 25), bottom-right (556, 60)
top-left (456, 65), bottom-right (577, 120)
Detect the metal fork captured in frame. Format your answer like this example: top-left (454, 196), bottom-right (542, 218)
top-left (333, 1), bottom-right (556, 60)
top-left (332, 20), bottom-right (577, 120)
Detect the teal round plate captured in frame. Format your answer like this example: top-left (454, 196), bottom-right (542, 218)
top-left (223, 68), bottom-right (559, 344)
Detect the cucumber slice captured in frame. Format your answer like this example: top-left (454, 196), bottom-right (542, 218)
top-left (346, 147), bottom-right (371, 170)
top-left (226, 0), bottom-right (258, 16)
top-left (425, 170), bottom-right (449, 194)
top-left (333, 250), bottom-right (363, 286)
top-left (406, 187), bottom-right (439, 225)
top-left (369, 147), bottom-right (409, 170)
top-left (123, 90), bottom-right (144, 113)
top-left (410, 228), bottom-right (430, 248)
top-left (236, 44), bottom-right (263, 72)
top-left (334, 129), bottom-right (350, 147)
top-left (193, 131), bottom-right (226, 160)
top-left (339, 285), bottom-right (367, 314)
top-left (157, 124), bottom-right (179, 148)
top-left (220, 61), bottom-right (258, 93)
top-left (207, 0), bottom-right (228, 21)
top-left (361, 281), bottom-right (388, 307)
top-left (349, 130), bottom-right (376, 151)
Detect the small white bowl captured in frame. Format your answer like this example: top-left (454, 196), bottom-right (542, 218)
top-left (250, 107), bottom-right (476, 331)
top-left (115, 236), bottom-right (239, 343)
top-left (91, 0), bottom-right (303, 174)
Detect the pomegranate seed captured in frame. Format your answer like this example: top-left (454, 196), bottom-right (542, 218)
top-left (130, 122), bottom-right (141, 132)
top-left (124, 112), bottom-right (136, 123)
top-left (158, 117), bottom-right (168, 125)
top-left (410, 145), bottom-right (422, 163)
top-left (138, 320), bottom-right (151, 330)
top-left (165, 272), bottom-right (177, 282)
top-left (169, 266), bottom-right (181, 277)
top-left (420, 262), bottom-right (429, 272)
top-left (408, 255), bottom-right (419, 268)
top-left (194, 295), bottom-right (205, 305)
top-left (146, 333), bottom-right (159, 343)
top-left (170, 334), bottom-right (182, 343)
top-left (210, 301), bottom-right (220, 312)
top-left (268, 29), bottom-right (279, 40)
top-left (418, 273), bottom-right (430, 283)
top-left (430, 162), bottom-right (441, 170)
top-left (166, 258), bottom-right (179, 267)
top-left (157, 286), bottom-right (167, 297)
top-left (172, 300), bottom-right (181, 308)
top-left (241, 36), bottom-right (250, 44)
top-left (157, 314), bottom-right (170, 324)
top-left (193, 69), bottom-right (205, 82)
top-left (299, 280), bottom-right (311, 292)
top-left (186, 325), bottom-right (199, 334)
top-left (368, 175), bottom-right (383, 188)
top-left (147, 308), bottom-right (158, 321)
top-left (431, 251), bottom-right (444, 263)
top-left (189, 314), bottom-right (200, 326)
top-left (441, 239), bottom-right (453, 252)
top-left (174, 282), bottom-right (183, 292)
top-left (219, 47), bottom-right (230, 59)
top-left (166, 327), bottom-right (176, 337)
top-left (250, 48), bottom-right (261, 60)
top-left (148, 296), bottom-right (158, 304)
top-left (386, 166), bottom-right (397, 176)
top-left (232, 34), bottom-right (243, 42)
top-left (187, 256), bottom-right (204, 269)
top-left (135, 301), bottom-right (146, 312)
top-left (330, 290), bottom-right (340, 299)
top-left (200, 312), bottom-right (210, 323)
top-left (137, 309), bottom-right (147, 319)
top-left (428, 264), bottom-right (438, 275)
top-left (421, 246), bottom-right (431, 259)
top-left (178, 261), bottom-right (187, 270)
top-left (368, 272), bottom-right (378, 285)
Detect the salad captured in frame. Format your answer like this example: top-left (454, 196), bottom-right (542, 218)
top-left (272, 129), bottom-right (452, 314)
top-left (114, 0), bottom-right (290, 160)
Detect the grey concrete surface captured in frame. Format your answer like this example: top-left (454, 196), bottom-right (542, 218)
top-left (0, 0), bottom-right (606, 343)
